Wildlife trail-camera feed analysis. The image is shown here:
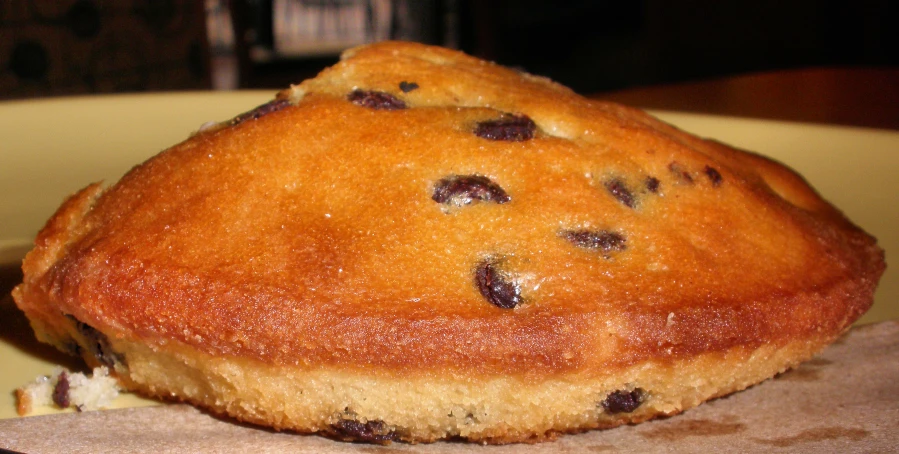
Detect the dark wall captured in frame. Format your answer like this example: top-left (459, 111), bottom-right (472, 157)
top-left (458, 0), bottom-right (899, 93)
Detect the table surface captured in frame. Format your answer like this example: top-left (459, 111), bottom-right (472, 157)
top-left (592, 67), bottom-right (899, 131)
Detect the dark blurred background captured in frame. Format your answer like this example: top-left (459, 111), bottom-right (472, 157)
top-left (0, 1), bottom-right (210, 98)
top-left (1, 0), bottom-right (897, 99)
top-left (462, 0), bottom-right (898, 93)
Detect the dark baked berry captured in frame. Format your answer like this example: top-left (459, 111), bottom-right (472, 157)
top-left (704, 165), bottom-right (723, 187)
top-left (62, 341), bottom-right (83, 357)
top-left (646, 176), bottom-right (660, 193)
top-left (329, 419), bottom-right (398, 444)
top-left (475, 259), bottom-right (522, 309)
top-left (68, 315), bottom-right (124, 368)
top-left (399, 81), bottom-right (419, 93)
top-left (601, 388), bottom-right (645, 414)
top-left (561, 230), bottom-right (626, 254)
top-left (230, 98), bottom-right (291, 126)
top-left (474, 114), bottom-right (536, 141)
top-left (604, 178), bottom-right (636, 208)
top-left (52, 372), bottom-right (70, 408)
top-left (432, 175), bottom-right (511, 206)
top-left (347, 90), bottom-right (407, 110)
top-left (668, 162), bottom-right (694, 184)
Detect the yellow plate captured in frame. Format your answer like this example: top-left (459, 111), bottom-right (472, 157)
top-left (1, 92), bottom-right (897, 420)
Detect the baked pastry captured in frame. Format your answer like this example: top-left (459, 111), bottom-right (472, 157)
top-left (12, 41), bottom-right (885, 444)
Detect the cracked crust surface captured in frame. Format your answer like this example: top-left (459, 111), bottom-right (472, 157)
top-left (12, 41), bottom-right (884, 443)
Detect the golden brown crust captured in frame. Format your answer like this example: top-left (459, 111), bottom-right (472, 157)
top-left (12, 41), bottom-right (885, 443)
top-left (15, 388), bottom-right (31, 417)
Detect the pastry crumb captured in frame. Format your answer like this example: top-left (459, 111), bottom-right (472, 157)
top-left (15, 366), bottom-right (120, 416)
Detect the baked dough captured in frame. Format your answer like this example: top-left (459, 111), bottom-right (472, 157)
top-left (12, 41), bottom-right (885, 443)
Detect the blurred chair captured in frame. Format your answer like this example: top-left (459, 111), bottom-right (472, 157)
top-left (228, 0), bottom-right (448, 88)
